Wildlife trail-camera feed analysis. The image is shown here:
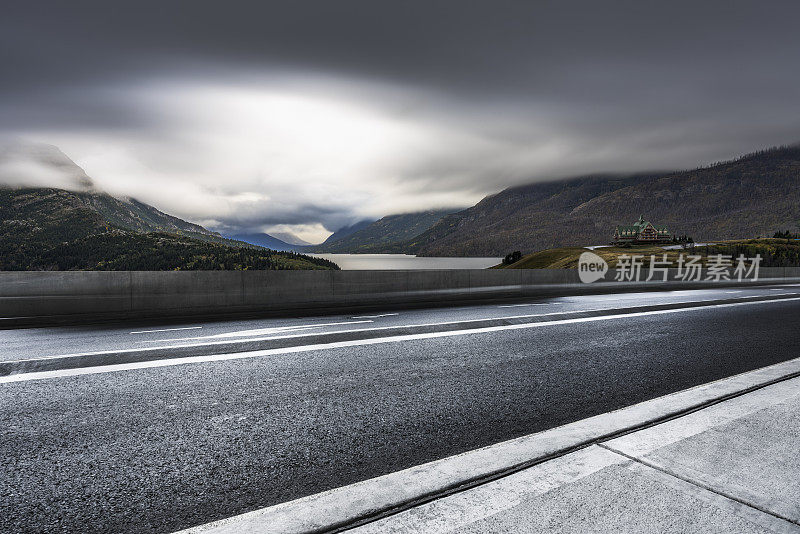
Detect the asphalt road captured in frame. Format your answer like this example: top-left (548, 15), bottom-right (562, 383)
top-left (3, 285), bottom-right (798, 362)
top-left (2, 287), bottom-right (800, 533)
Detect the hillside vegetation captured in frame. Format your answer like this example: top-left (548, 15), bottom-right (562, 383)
top-left (0, 188), bottom-right (338, 271)
top-left (404, 145), bottom-right (800, 257)
top-left (495, 239), bottom-right (800, 269)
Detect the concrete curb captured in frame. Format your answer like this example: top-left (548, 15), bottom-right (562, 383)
top-left (175, 356), bottom-right (800, 534)
top-left (3, 292), bottom-right (799, 377)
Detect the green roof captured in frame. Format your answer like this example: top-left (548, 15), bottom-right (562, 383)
top-left (614, 215), bottom-right (670, 236)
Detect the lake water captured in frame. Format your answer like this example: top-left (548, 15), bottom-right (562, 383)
top-left (309, 254), bottom-right (502, 270)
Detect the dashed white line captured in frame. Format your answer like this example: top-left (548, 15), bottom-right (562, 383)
top-left (498, 303), bottom-right (549, 308)
top-left (12, 294), bottom-right (783, 363)
top-left (142, 320), bottom-right (373, 342)
top-left (351, 313), bottom-right (400, 319)
top-left (130, 326), bottom-right (202, 335)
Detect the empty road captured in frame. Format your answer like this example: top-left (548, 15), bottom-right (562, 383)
top-left (2, 285), bottom-right (800, 533)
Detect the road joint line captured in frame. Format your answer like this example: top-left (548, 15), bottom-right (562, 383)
top-left (596, 442), bottom-right (800, 527)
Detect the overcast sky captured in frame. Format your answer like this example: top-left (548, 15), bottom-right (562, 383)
top-left (2, 1), bottom-right (800, 242)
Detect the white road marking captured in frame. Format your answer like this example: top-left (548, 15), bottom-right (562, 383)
top-left (4, 296), bottom-right (799, 384)
top-left (9, 294), bottom-right (786, 364)
top-left (724, 291), bottom-right (741, 294)
top-left (497, 303), bottom-right (549, 308)
top-left (129, 326), bottom-right (202, 334)
top-left (142, 320), bottom-right (373, 342)
top-left (351, 313), bottom-right (399, 319)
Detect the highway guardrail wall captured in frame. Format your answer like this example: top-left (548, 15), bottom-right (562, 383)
top-left (1, 267), bottom-right (798, 324)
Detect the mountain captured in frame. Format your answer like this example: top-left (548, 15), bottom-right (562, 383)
top-left (268, 231), bottom-right (311, 246)
top-left (1, 142), bottom-right (236, 242)
top-left (0, 145), bottom-right (338, 270)
top-left (312, 210), bottom-right (455, 253)
top-left (0, 142), bottom-right (96, 191)
top-left (0, 186), bottom-right (338, 271)
top-left (404, 145), bottom-right (800, 256)
top-left (227, 232), bottom-right (305, 252)
top-left (317, 219), bottom-right (376, 247)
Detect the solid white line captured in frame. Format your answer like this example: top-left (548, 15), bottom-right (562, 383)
top-left (8, 294), bottom-right (789, 364)
top-left (4, 296), bottom-right (800, 384)
top-left (129, 326), bottom-right (203, 335)
top-left (351, 313), bottom-right (400, 319)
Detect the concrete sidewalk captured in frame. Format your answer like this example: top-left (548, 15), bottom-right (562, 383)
top-left (354, 376), bottom-right (800, 534)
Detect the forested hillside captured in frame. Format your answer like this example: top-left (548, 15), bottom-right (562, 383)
top-left (313, 209), bottom-right (454, 253)
top-left (0, 187), bottom-right (337, 270)
top-left (405, 146), bottom-right (800, 256)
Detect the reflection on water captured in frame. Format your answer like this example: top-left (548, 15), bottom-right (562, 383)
top-left (309, 254), bottom-right (502, 270)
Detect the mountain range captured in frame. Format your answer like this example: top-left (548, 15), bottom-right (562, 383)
top-left (230, 210), bottom-right (455, 254)
top-left (402, 145), bottom-right (800, 256)
top-left (310, 210), bottom-right (454, 253)
top-left (227, 232), bottom-right (307, 252)
top-left (4, 142), bottom-right (800, 265)
top-left (0, 144), bottom-right (337, 270)
top-left (198, 144), bottom-right (800, 257)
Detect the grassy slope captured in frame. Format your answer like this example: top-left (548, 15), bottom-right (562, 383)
top-left (495, 239), bottom-right (800, 269)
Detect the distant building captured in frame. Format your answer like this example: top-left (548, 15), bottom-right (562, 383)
top-left (613, 215), bottom-right (673, 244)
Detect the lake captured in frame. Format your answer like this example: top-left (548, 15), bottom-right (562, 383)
top-left (309, 254), bottom-right (502, 270)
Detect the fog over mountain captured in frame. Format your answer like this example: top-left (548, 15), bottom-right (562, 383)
top-left (2, 1), bottom-right (800, 242)
top-left (0, 143), bottom-right (96, 192)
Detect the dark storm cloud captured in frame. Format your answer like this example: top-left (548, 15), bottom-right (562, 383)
top-left (4, 1), bottom-right (799, 99)
top-left (2, 1), bottom-right (800, 239)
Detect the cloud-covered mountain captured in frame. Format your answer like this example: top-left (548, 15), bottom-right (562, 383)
top-left (311, 210), bottom-right (455, 253)
top-left (0, 142), bottom-right (97, 192)
top-left (4, 3), bottom-right (800, 240)
top-left (0, 142), bottom-right (230, 241)
top-left (227, 233), bottom-right (306, 252)
top-left (404, 145), bottom-right (800, 256)
top-left (0, 145), bottom-right (337, 270)
top-left (316, 219), bottom-right (376, 247)
top-left (267, 231), bottom-right (311, 246)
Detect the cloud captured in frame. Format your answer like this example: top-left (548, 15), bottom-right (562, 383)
top-left (0, 141), bottom-right (95, 191)
top-left (3, 2), bottom-right (800, 242)
top-left (15, 76), bottom-right (496, 241)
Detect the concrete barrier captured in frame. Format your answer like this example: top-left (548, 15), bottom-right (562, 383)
top-left (0, 267), bottom-right (796, 326)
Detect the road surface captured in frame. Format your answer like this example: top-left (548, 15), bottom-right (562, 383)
top-left (2, 284), bottom-right (800, 533)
